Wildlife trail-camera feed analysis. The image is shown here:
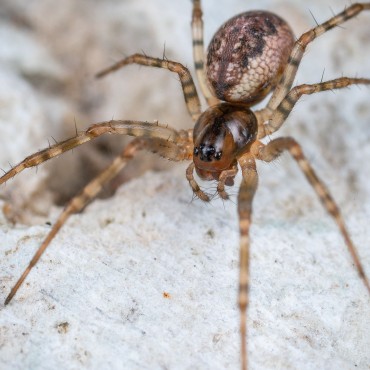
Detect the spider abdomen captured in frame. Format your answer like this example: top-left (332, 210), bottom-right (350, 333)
top-left (193, 103), bottom-right (257, 178)
top-left (206, 11), bottom-right (294, 105)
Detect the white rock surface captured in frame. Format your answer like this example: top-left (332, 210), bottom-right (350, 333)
top-left (1, 1), bottom-right (370, 370)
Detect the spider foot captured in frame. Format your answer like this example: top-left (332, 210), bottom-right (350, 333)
top-left (216, 186), bottom-right (230, 200)
top-left (192, 188), bottom-right (211, 202)
top-left (217, 168), bottom-right (237, 200)
top-left (186, 163), bottom-right (212, 202)
top-left (216, 181), bottom-right (230, 200)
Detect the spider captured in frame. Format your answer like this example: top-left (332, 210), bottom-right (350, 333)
top-left (1, 1), bottom-right (370, 369)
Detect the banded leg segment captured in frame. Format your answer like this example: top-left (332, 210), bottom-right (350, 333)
top-left (96, 53), bottom-right (201, 121)
top-left (0, 120), bottom-right (180, 185)
top-left (237, 153), bottom-right (258, 370)
top-left (4, 139), bottom-right (146, 305)
top-left (217, 165), bottom-right (238, 200)
top-left (186, 162), bottom-right (210, 201)
top-left (143, 129), bottom-right (194, 162)
top-left (192, 0), bottom-right (219, 106)
top-left (258, 77), bottom-right (370, 138)
top-left (255, 137), bottom-right (370, 294)
top-left (267, 3), bottom-right (370, 111)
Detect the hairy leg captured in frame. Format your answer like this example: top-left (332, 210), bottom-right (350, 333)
top-left (144, 129), bottom-right (194, 162)
top-left (257, 77), bottom-right (370, 138)
top-left (96, 53), bottom-right (202, 121)
top-left (254, 137), bottom-right (370, 294)
top-left (4, 139), bottom-right (148, 305)
top-left (0, 120), bottom-right (181, 185)
top-left (266, 3), bottom-right (370, 112)
top-left (191, 0), bottom-right (219, 107)
top-left (237, 153), bottom-right (258, 370)
top-left (4, 133), bottom-right (194, 305)
top-left (185, 162), bottom-right (210, 202)
top-left (216, 164), bottom-right (238, 200)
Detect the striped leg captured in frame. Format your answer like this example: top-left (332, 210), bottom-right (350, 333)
top-left (185, 162), bottom-right (210, 201)
top-left (266, 3), bottom-right (370, 112)
top-left (4, 125), bottom-right (194, 306)
top-left (237, 153), bottom-right (258, 370)
top-left (186, 162), bottom-right (239, 202)
top-left (217, 164), bottom-right (238, 200)
top-left (4, 139), bottom-right (145, 305)
top-left (255, 137), bottom-right (370, 294)
top-left (96, 54), bottom-right (202, 121)
top-left (0, 120), bottom-right (181, 185)
top-left (144, 129), bottom-right (194, 162)
top-left (191, 0), bottom-right (219, 107)
top-left (258, 77), bottom-right (370, 138)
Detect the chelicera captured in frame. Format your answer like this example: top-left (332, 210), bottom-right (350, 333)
top-left (2, 1), bottom-right (370, 369)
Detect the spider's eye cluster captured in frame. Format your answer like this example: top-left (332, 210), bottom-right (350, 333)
top-left (193, 144), bottom-right (222, 161)
top-left (192, 103), bottom-right (258, 173)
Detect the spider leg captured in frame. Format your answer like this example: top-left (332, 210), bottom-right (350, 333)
top-left (185, 162), bottom-right (210, 202)
top-left (0, 120), bottom-right (180, 185)
top-left (237, 153), bottom-right (258, 370)
top-left (4, 139), bottom-right (146, 305)
top-left (96, 54), bottom-right (202, 121)
top-left (4, 125), bottom-right (193, 305)
top-left (257, 77), bottom-right (370, 138)
top-left (254, 137), bottom-right (370, 294)
top-left (266, 3), bottom-right (370, 112)
top-left (144, 129), bottom-right (194, 162)
top-left (217, 164), bottom-right (238, 200)
top-left (191, 0), bottom-right (219, 107)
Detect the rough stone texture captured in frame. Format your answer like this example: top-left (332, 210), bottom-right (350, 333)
top-left (0, 1), bottom-right (370, 370)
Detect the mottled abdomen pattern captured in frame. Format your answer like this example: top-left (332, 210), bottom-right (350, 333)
top-left (206, 11), bottom-right (294, 104)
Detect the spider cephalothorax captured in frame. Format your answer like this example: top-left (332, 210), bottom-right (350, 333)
top-left (193, 103), bottom-right (257, 182)
top-left (2, 2), bottom-right (370, 370)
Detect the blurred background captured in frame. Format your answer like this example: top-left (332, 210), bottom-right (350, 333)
top-left (0, 2), bottom-right (369, 369)
top-left (0, 0), bottom-right (369, 223)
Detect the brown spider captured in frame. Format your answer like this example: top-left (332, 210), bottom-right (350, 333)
top-left (1, 1), bottom-right (370, 369)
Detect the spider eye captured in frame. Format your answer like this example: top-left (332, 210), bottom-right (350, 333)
top-left (214, 151), bottom-right (222, 160)
top-left (198, 144), bottom-right (216, 162)
top-left (193, 147), bottom-right (199, 156)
